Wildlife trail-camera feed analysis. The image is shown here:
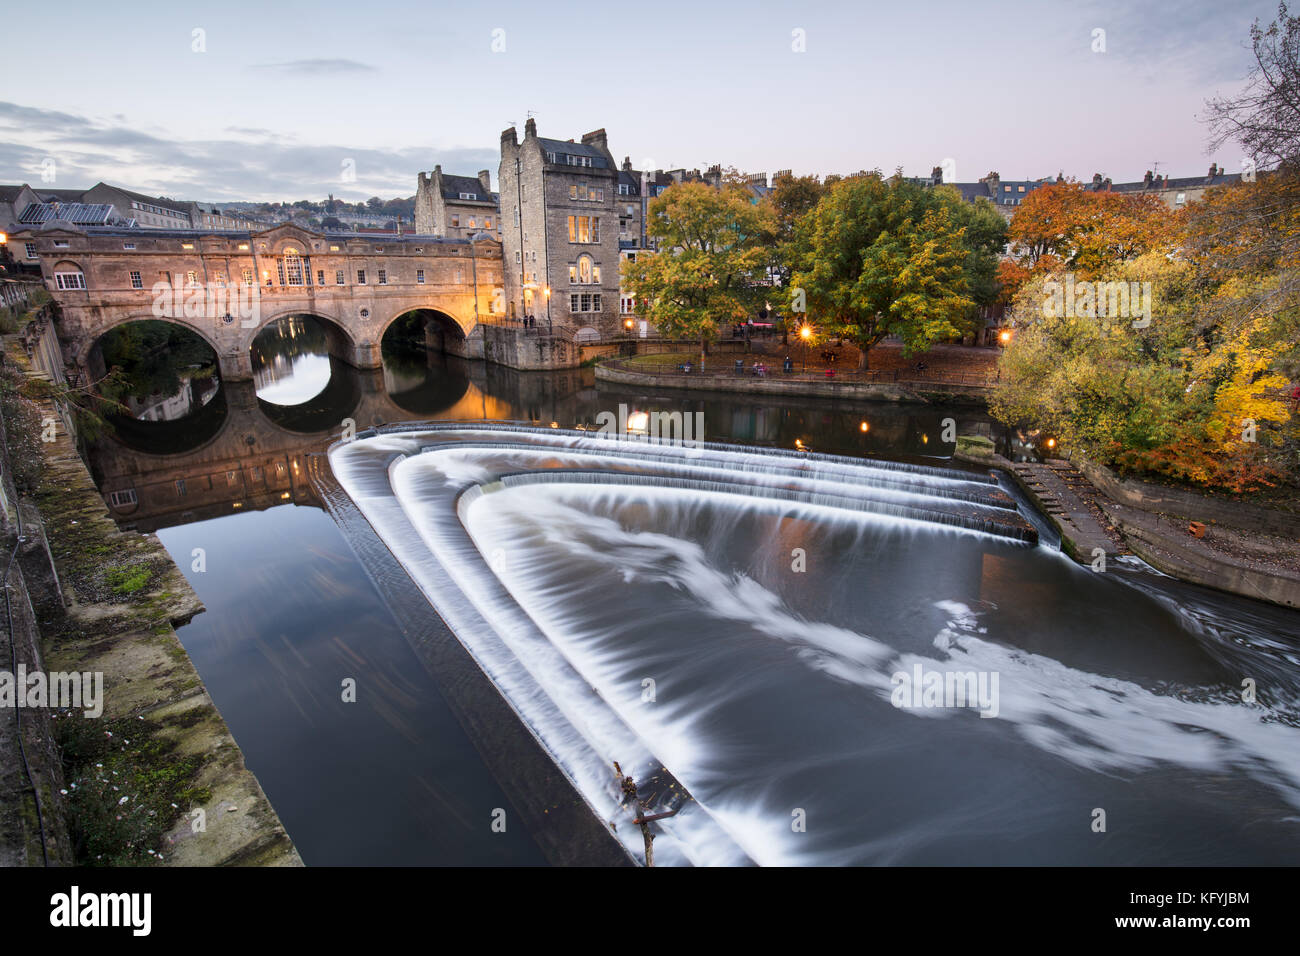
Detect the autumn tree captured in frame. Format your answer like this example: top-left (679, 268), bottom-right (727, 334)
top-left (785, 174), bottom-right (976, 369)
top-left (1005, 181), bottom-right (1171, 280)
top-left (621, 180), bottom-right (776, 364)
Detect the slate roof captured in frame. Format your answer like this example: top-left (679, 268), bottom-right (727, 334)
top-left (98, 184), bottom-right (192, 213)
top-left (1110, 172), bottom-right (1243, 193)
top-left (617, 170), bottom-right (645, 196)
top-left (440, 174), bottom-right (495, 203)
top-left (539, 137), bottom-right (610, 168)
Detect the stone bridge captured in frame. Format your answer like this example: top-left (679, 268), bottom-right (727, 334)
top-left (12, 222), bottom-right (518, 381)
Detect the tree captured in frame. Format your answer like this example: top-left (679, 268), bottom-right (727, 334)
top-left (1005, 181), bottom-right (1170, 280)
top-left (785, 174), bottom-right (975, 369)
top-left (935, 187), bottom-right (1009, 317)
top-left (621, 181), bottom-right (775, 364)
top-left (1207, 1), bottom-right (1300, 171)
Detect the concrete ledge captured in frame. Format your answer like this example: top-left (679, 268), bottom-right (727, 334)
top-left (1117, 516), bottom-right (1300, 609)
top-left (1073, 454), bottom-right (1300, 537)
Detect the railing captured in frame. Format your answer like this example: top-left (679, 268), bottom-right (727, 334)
top-left (599, 357), bottom-right (1000, 388)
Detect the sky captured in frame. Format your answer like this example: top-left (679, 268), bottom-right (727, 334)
top-left (0, 0), bottom-right (1279, 203)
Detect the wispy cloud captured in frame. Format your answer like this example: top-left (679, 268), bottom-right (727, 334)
top-left (0, 101), bottom-right (494, 202)
top-left (253, 58), bottom-right (377, 75)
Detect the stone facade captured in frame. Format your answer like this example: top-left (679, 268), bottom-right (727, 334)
top-left (413, 166), bottom-right (500, 239)
top-left (9, 221), bottom-right (503, 380)
top-left (498, 119), bottom-right (622, 336)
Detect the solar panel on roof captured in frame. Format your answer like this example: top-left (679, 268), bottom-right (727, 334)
top-left (17, 203), bottom-right (115, 225)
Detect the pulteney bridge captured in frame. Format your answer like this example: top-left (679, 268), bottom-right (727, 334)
top-left (7, 221), bottom-right (576, 381)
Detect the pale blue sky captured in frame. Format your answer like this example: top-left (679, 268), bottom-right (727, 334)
top-left (1, 0), bottom-right (1277, 202)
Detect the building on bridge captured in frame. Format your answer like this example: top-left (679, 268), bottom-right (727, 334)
top-left (8, 219), bottom-right (511, 381)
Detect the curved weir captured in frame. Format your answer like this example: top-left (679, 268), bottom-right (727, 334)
top-left (329, 424), bottom-right (1300, 866)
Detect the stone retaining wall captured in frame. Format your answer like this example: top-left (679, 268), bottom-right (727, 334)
top-left (595, 363), bottom-right (991, 404)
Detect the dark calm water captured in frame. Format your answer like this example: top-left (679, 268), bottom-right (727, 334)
top-left (86, 325), bottom-right (1300, 866)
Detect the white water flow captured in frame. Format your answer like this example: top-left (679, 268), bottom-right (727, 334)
top-left (330, 425), bottom-right (1300, 865)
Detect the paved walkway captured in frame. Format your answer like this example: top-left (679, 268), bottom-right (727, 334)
top-left (1008, 460), bottom-right (1125, 561)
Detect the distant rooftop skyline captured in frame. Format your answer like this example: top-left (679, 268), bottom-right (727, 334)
top-left (0, 0), bottom-right (1278, 203)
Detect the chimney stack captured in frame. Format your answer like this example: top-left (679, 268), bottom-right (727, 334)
top-left (478, 169), bottom-right (491, 193)
top-left (524, 117), bottom-right (537, 138)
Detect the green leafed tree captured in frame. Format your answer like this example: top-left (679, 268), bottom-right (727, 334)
top-left (621, 180), bottom-right (776, 364)
top-left (786, 174), bottom-right (977, 369)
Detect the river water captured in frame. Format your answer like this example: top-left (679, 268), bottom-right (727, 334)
top-left (84, 329), bottom-right (1300, 866)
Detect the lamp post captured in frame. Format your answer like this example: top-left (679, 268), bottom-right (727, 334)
top-left (799, 323), bottom-right (812, 373)
top-left (466, 231), bottom-right (493, 328)
top-left (544, 285), bottom-right (551, 334)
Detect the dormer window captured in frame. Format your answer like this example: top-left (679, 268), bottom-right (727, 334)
top-left (459, 192), bottom-right (476, 200)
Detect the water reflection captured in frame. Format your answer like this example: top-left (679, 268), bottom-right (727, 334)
top-left (93, 320), bottom-right (227, 453)
top-left (252, 315), bottom-right (334, 406)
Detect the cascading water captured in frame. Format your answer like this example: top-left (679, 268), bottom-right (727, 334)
top-left (328, 424), bottom-right (1300, 866)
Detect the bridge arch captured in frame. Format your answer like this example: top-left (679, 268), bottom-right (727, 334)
top-left (87, 312), bottom-right (224, 360)
top-left (380, 307), bottom-right (473, 358)
top-left (249, 307), bottom-right (360, 360)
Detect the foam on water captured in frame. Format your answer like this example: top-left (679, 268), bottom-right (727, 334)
top-left (329, 425), bottom-right (1300, 865)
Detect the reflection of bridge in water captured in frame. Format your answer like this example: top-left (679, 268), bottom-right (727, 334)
top-left (90, 357), bottom-right (595, 531)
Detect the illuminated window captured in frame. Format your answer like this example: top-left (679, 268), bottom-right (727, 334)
top-left (568, 216), bottom-right (599, 243)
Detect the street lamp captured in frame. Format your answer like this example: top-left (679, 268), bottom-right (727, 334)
top-left (799, 323), bottom-right (813, 373)
top-left (466, 231), bottom-right (493, 328)
top-left (998, 328), bottom-right (1012, 348)
top-left (544, 285), bottom-right (551, 334)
